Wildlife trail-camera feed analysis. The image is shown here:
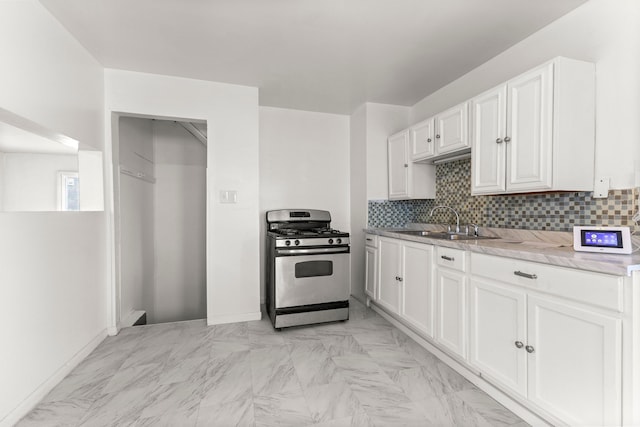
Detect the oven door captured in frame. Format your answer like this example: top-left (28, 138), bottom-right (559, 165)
top-left (274, 247), bottom-right (350, 308)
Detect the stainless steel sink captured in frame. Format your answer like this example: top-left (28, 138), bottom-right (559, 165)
top-left (396, 230), bottom-right (498, 240)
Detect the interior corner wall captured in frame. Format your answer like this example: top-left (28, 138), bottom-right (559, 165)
top-left (259, 106), bottom-right (351, 302)
top-left (409, 0), bottom-right (640, 190)
top-left (104, 69), bottom-right (260, 327)
top-left (349, 103), bottom-right (409, 301)
top-left (0, 2), bottom-right (106, 424)
top-left (349, 104), bottom-right (367, 301)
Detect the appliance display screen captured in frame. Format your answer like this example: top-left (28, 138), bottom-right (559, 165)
top-left (581, 230), bottom-right (623, 248)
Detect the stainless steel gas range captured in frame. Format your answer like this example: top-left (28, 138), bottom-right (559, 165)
top-left (265, 209), bottom-right (350, 329)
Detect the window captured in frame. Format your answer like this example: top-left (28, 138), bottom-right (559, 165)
top-left (58, 171), bottom-right (79, 211)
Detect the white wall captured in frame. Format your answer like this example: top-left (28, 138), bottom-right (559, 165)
top-left (349, 105), bottom-right (367, 301)
top-left (410, 0), bottom-right (640, 190)
top-left (2, 153), bottom-right (77, 211)
top-left (153, 120), bottom-right (206, 323)
top-left (0, 153), bottom-right (4, 211)
top-left (78, 150), bottom-right (105, 211)
top-left (259, 106), bottom-right (351, 300)
top-left (349, 103), bottom-right (409, 301)
top-left (0, 1), bottom-right (106, 424)
top-left (105, 69), bottom-right (260, 327)
top-left (118, 117), bottom-right (155, 323)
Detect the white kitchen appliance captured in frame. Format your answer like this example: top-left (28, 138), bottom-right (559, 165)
top-left (573, 226), bottom-right (632, 254)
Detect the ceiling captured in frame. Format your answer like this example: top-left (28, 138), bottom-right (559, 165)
top-left (40, 0), bottom-right (588, 115)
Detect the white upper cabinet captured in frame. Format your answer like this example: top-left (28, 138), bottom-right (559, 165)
top-left (470, 85), bottom-right (507, 193)
top-left (388, 130), bottom-right (410, 199)
top-left (435, 102), bottom-right (470, 155)
top-left (410, 102), bottom-right (470, 162)
top-left (507, 63), bottom-right (554, 192)
top-left (471, 57), bottom-right (595, 195)
top-left (388, 129), bottom-right (435, 200)
top-left (410, 118), bottom-right (435, 160)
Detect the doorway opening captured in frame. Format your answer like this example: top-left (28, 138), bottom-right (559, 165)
top-left (113, 115), bottom-right (207, 327)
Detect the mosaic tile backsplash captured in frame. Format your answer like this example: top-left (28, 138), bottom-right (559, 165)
top-left (368, 158), bottom-right (639, 232)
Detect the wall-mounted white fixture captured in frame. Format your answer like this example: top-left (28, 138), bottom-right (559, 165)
top-left (220, 190), bottom-right (237, 203)
top-left (593, 177), bottom-right (609, 198)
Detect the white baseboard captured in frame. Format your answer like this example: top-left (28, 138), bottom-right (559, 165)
top-left (207, 311), bottom-right (262, 326)
top-left (370, 304), bottom-right (553, 427)
top-left (1, 330), bottom-right (107, 427)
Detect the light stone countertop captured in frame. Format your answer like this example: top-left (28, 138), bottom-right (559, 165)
top-left (365, 224), bottom-right (640, 277)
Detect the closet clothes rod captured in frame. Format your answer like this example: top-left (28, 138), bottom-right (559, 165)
top-left (120, 165), bottom-right (156, 184)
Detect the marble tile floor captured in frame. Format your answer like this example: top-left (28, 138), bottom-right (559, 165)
top-left (17, 299), bottom-right (529, 427)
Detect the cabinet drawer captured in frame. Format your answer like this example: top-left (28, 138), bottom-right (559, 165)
top-left (365, 234), bottom-right (378, 248)
top-left (436, 247), bottom-right (466, 272)
top-left (470, 253), bottom-right (623, 312)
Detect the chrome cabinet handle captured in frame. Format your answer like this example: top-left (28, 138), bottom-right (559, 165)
top-left (514, 341), bottom-right (524, 349)
top-left (441, 255), bottom-right (454, 262)
top-left (525, 345), bottom-right (535, 353)
top-left (435, 134), bottom-right (441, 139)
top-left (366, 238), bottom-right (373, 241)
top-left (496, 138), bottom-right (503, 144)
top-left (404, 164), bottom-right (408, 167)
top-left (395, 276), bottom-right (399, 281)
top-left (427, 138), bottom-right (432, 142)
top-left (398, 277), bottom-right (403, 282)
top-left (514, 270), bottom-right (537, 280)
top-left (504, 136), bottom-right (511, 142)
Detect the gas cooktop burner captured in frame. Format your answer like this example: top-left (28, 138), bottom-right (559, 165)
top-left (273, 227), bottom-right (344, 237)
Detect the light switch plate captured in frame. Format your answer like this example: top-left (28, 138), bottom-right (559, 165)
top-left (593, 177), bottom-right (609, 198)
top-left (220, 190), bottom-right (238, 203)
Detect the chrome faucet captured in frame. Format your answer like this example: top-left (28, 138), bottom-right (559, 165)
top-left (429, 205), bottom-right (460, 234)
top-left (466, 223), bottom-right (479, 237)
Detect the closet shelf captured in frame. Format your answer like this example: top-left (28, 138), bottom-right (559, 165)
top-left (120, 165), bottom-right (156, 184)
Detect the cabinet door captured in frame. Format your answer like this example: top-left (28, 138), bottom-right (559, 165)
top-left (401, 241), bottom-right (434, 338)
top-left (435, 102), bottom-right (469, 155)
top-left (527, 296), bottom-right (622, 426)
top-left (378, 238), bottom-right (402, 314)
top-left (435, 267), bottom-right (467, 359)
top-left (471, 85), bottom-right (507, 195)
top-left (364, 246), bottom-right (378, 300)
top-left (410, 118), bottom-right (435, 161)
top-left (388, 131), bottom-right (409, 200)
top-left (506, 63), bottom-right (553, 192)
top-left (469, 278), bottom-right (527, 397)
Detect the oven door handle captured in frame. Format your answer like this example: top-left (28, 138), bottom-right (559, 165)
top-left (276, 246), bottom-right (350, 256)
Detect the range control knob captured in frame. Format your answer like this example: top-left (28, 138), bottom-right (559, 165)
top-left (328, 238), bottom-right (334, 244)
top-left (294, 240), bottom-right (300, 246)
top-left (285, 240), bottom-right (291, 246)
top-left (336, 238), bottom-right (342, 244)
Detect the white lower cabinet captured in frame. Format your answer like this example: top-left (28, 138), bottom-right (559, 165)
top-left (469, 278), bottom-right (527, 396)
top-left (400, 241), bottom-right (434, 338)
top-left (378, 238), bottom-right (402, 313)
top-left (435, 247), bottom-right (467, 360)
top-left (364, 234), bottom-right (378, 300)
top-left (435, 268), bottom-right (467, 359)
top-left (377, 237), bottom-right (434, 337)
top-left (371, 238), bottom-right (629, 426)
top-left (526, 296), bottom-right (621, 426)
top-left (470, 254), bottom-right (623, 426)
